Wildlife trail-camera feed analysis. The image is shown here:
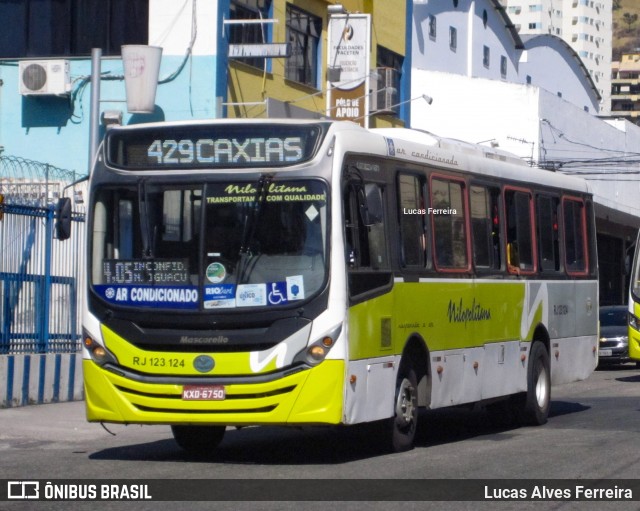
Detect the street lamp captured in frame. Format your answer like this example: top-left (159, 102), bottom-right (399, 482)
top-left (327, 4), bottom-right (347, 15)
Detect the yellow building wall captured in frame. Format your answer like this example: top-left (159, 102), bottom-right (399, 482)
top-left (370, 0), bottom-right (405, 57)
top-left (226, 0), bottom-right (406, 128)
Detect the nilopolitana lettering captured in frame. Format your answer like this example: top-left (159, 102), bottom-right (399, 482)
top-left (447, 298), bottom-right (491, 327)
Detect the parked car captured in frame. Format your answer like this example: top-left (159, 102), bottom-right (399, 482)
top-left (598, 305), bottom-right (630, 366)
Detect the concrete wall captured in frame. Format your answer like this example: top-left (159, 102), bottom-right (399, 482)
top-left (1, 354), bottom-right (83, 408)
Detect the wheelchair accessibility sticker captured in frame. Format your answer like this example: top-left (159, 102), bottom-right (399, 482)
top-left (267, 282), bottom-right (288, 305)
top-left (267, 276), bottom-right (305, 305)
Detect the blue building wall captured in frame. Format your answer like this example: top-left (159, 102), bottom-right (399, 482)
top-left (0, 54), bottom-right (221, 174)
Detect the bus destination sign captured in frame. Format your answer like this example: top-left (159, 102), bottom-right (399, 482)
top-left (106, 123), bottom-right (326, 170)
top-left (102, 259), bottom-right (190, 285)
top-left (146, 136), bottom-right (303, 165)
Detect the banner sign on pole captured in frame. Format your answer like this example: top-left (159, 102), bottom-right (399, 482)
top-left (326, 14), bottom-right (371, 128)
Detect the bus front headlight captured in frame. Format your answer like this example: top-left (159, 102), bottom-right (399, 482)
top-left (629, 313), bottom-right (639, 332)
top-left (294, 325), bottom-right (342, 367)
top-left (306, 336), bottom-right (335, 364)
top-left (83, 331), bottom-right (119, 366)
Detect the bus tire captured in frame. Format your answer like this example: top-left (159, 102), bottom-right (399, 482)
top-left (388, 366), bottom-right (419, 452)
top-left (171, 425), bottom-right (226, 454)
top-left (515, 341), bottom-right (551, 426)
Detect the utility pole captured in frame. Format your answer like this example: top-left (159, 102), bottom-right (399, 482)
top-left (89, 48), bottom-right (102, 171)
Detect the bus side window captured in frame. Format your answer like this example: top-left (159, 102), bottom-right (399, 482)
top-left (586, 200), bottom-right (597, 276)
top-left (490, 191), bottom-right (502, 269)
top-left (536, 195), bottom-right (560, 272)
top-left (505, 188), bottom-right (534, 273)
top-left (470, 185), bottom-right (501, 270)
top-left (344, 179), bottom-right (391, 297)
top-left (344, 186), bottom-right (358, 268)
top-left (397, 173), bottom-right (427, 267)
top-left (344, 181), bottom-right (388, 270)
top-left (363, 184), bottom-right (388, 269)
top-left (563, 197), bottom-right (588, 274)
top-left (431, 176), bottom-right (468, 271)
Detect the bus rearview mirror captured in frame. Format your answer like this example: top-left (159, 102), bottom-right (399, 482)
top-left (358, 184), bottom-right (383, 227)
top-left (55, 197), bottom-right (72, 241)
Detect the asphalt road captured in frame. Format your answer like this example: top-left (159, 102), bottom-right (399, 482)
top-left (1, 365), bottom-right (640, 511)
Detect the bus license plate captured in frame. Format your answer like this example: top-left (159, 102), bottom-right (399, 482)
top-left (598, 349), bottom-right (612, 357)
top-left (182, 385), bottom-right (225, 401)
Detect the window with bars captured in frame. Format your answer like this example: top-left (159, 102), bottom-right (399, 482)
top-left (229, 0), bottom-right (272, 69)
top-left (285, 4), bottom-right (321, 88)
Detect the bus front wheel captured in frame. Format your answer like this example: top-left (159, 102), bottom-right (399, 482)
top-left (514, 341), bottom-right (551, 426)
top-left (388, 367), bottom-right (418, 452)
top-left (171, 425), bottom-right (226, 454)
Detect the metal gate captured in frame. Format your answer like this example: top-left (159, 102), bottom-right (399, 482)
top-left (0, 156), bottom-right (86, 355)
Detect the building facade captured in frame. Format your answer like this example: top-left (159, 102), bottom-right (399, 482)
top-left (0, 1), bottom-right (227, 174)
top-left (413, 0), bottom-right (601, 112)
top-left (611, 52), bottom-right (640, 125)
top-left (225, 0), bottom-right (411, 128)
top-left (413, 0), bottom-right (524, 81)
top-left (0, 0), bottom-right (411, 176)
top-left (500, 0), bottom-right (612, 115)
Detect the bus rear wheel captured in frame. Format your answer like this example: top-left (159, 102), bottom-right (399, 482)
top-left (514, 341), bottom-right (551, 426)
top-left (171, 425), bottom-right (226, 454)
top-left (388, 367), bottom-right (418, 452)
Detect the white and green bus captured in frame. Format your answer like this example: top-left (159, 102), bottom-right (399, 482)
top-left (82, 119), bottom-right (598, 453)
top-left (627, 232), bottom-right (640, 364)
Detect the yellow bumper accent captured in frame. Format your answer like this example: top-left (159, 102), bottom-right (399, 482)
top-left (629, 333), bottom-right (640, 362)
top-left (632, 304), bottom-right (640, 362)
top-left (83, 359), bottom-right (344, 426)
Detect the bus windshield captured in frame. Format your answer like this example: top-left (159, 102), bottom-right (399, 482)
top-left (90, 178), bottom-right (328, 311)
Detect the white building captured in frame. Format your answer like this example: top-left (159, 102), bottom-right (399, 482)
top-left (411, 0), bottom-right (639, 304)
top-left (500, 0), bottom-right (612, 115)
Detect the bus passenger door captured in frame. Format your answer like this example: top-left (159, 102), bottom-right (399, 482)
top-left (343, 178), bottom-right (396, 422)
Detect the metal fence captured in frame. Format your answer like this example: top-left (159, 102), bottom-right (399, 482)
top-left (0, 156), bottom-right (86, 355)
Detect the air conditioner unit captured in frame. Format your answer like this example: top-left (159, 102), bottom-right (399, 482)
top-left (370, 67), bottom-right (398, 114)
top-left (19, 60), bottom-right (71, 96)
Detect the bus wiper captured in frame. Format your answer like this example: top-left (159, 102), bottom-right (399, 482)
top-left (239, 174), bottom-right (272, 256)
top-left (138, 179), bottom-right (155, 259)
top-left (237, 174), bottom-right (272, 283)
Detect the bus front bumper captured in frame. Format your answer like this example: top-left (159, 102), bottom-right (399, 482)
top-left (83, 359), bottom-right (345, 426)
